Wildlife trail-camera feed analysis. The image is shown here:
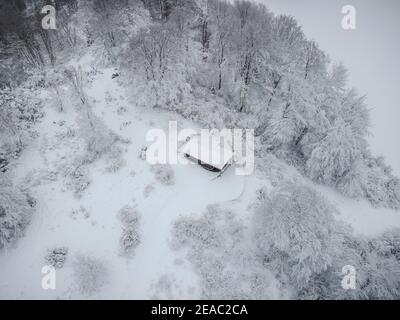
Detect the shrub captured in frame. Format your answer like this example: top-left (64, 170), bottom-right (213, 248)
top-left (151, 164), bottom-right (174, 185)
top-left (0, 181), bottom-right (35, 249)
top-left (62, 159), bottom-right (94, 197)
top-left (105, 145), bottom-right (126, 173)
top-left (172, 216), bottom-right (221, 251)
top-left (171, 205), bottom-right (277, 299)
top-left (72, 254), bottom-right (108, 296)
top-left (45, 247), bottom-right (69, 268)
top-left (120, 228), bottom-right (141, 256)
top-left (143, 184), bottom-right (155, 198)
top-left (0, 88), bottom-right (42, 172)
top-left (118, 206), bottom-right (141, 256)
top-left (70, 206), bottom-right (90, 220)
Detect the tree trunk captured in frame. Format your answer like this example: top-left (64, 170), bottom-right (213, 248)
top-left (295, 126), bottom-right (308, 146)
top-left (217, 47), bottom-right (224, 90)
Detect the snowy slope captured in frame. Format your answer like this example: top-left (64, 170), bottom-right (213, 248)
top-left (1, 65), bottom-right (399, 300)
top-left (0, 67), bottom-right (245, 299)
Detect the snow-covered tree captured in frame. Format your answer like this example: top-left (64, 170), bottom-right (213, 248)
top-left (340, 88), bottom-right (370, 142)
top-left (143, 0), bottom-right (178, 20)
top-left (328, 62), bottom-right (348, 92)
top-left (208, 0), bottom-right (232, 90)
top-left (270, 14), bottom-right (304, 65)
top-left (129, 23), bottom-right (176, 81)
top-left (301, 227), bottom-right (400, 300)
top-left (253, 183), bottom-right (337, 291)
top-left (168, 0), bottom-right (195, 52)
top-left (231, 1), bottom-right (269, 112)
top-left (85, 0), bottom-right (148, 60)
top-left (301, 40), bottom-right (327, 81)
top-left (305, 118), bottom-right (360, 185)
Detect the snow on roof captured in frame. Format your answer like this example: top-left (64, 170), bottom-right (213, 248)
top-left (180, 134), bottom-right (233, 170)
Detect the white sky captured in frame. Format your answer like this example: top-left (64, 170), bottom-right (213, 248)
top-left (251, 0), bottom-right (400, 175)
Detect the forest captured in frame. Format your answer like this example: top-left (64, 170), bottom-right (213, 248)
top-left (1, 0), bottom-right (400, 299)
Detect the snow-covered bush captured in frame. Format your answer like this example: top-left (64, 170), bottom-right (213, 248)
top-left (143, 184), bottom-right (155, 198)
top-left (172, 205), bottom-right (279, 299)
top-left (0, 180), bottom-right (35, 249)
top-left (0, 88), bottom-right (43, 128)
top-left (118, 206), bottom-right (141, 256)
top-left (0, 140), bottom-right (23, 173)
top-left (151, 274), bottom-right (177, 299)
top-left (77, 111), bottom-right (121, 163)
top-left (104, 145), bottom-right (126, 173)
top-left (64, 163), bottom-right (92, 197)
top-left (45, 247), bottom-right (69, 269)
top-left (253, 182), bottom-right (338, 291)
top-left (151, 164), bottom-right (175, 186)
top-left (120, 228), bottom-right (141, 257)
top-left (61, 110), bottom-right (128, 197)
top-left (70, 206), bottom-right (90, 220)
top-left (72, 254), bottom-right (108, 296)
top-left (0, 87), bottom-right (42, 172)
top-left (22, 169), bottom-right (58, 188)
top-left (172, 215), bottom-right (221, 251)
top-left (118, 205), bottom-right (139, 226)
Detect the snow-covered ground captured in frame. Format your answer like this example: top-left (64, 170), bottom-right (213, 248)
top-left (0, 67), bottom-right (245, 299)
top-left (1, 66), bottom-right (399, 299)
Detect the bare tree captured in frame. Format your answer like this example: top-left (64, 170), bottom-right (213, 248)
top-left (233, 1), bottom-right (265, 112)
top-left (209, 0), bottom-right (232, 90)
top-left (131, 24), bottom-right (175, 81)
top-left (168, 0), bottom-right (194, 52)
top-left (64, 66), bottom-right (95, 130)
